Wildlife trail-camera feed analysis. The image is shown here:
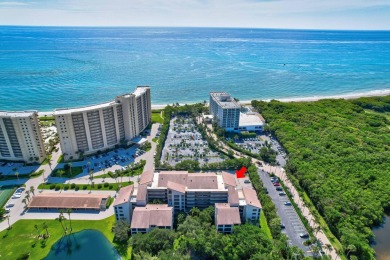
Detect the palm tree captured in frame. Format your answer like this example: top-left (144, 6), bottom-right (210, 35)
top-left (42, 222), bottom-right (50, 237)
top-left (325, 244), bottom-right (332, 255)
top-left (34, 224), bottom-right (40, 237)
top-left (66, 208), bottom-right (73, 232)
top-left (88, 170), bottom-right (94, 182)
top-left (22, 198), bottom-right (27, 207)
top-left (48, 158), bottom-right (52, 171)
top-left (14, 171), bottom-right (20, 184)
top-left (29, 186), bottom-right (35, 196)
top-left (346, 244), bottom-right (356, 258)
top-left (58, 210), bottom-right (68, 234)
top-left (5, 215), bottom-right (11, 229)
top-left (25, 190), bottom-right (31, 202)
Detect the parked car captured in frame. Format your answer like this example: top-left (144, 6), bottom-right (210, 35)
top-left (276, 187), bottom-right (283, 191)
top-left (273, 182), bottom-right (281, 186)
top-left (244, 180), bottom-right (251, 184)
top-left (284, 201), bottom-right (292, 206)
top-left (299, 233), bottom-right (309, 238)
top-left (280, 223), bottom-right (285, 229)
top-left (278, 192), bottom-right (286, 196)
top-left (6, 203), bottom-right (15, 208)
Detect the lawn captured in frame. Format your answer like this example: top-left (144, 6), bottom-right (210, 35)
top-left (151, 111), bottom-right (164, 124)
top-left (0, 215), bottom-right (132, 260)
top-left (51, 166), bottom-right (83, 178)
top-left (0, 169), bottom-right (44, 181)
top-left (0, 187), bottom-right (16, 208)
top-left (260, 211), bottom-right (272, 240)
top-left (38, 181), bottom-right (133, 191)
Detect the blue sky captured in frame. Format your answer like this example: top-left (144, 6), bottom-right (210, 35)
top-left (0, 0), bottom-right (389, 30)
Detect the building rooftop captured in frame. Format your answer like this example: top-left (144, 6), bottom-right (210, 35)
top-left (167, 181), bottom-right (186, 193)
top-left (113, 185), bottom-right (134, 207)
top-left (242, 187), bottom-right (262, 208)
top-left (210, 92), bottom-right (240, 109)
top-left (228, 186), bottom-right (239, 206)
top-left (222, 171), bottom-right (237, 187)
top-left (131, 204), bottom-right (173, 229)
top-left (139, 170), bottom-right (154, 185)
top-left (28, 193), bottom-right (110, 210)
top-left (215, 203), bottom-right (241, 226)
top-left (154, 171), bottom-right (224, 191)
top-left (0, 110), bottom-right (38, 118)
top-left (239, 112), bottom-right (264, 127)
top-left (133, 86), bottom-right (150, 97)
top-left (136, 184), bottom-right (148, 205)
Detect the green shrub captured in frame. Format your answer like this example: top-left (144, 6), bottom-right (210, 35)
top-left (49, 184), bottom-right (55, 189)
top-left (75, 186), bottom-right (79, 191)
top-left (70, 183), bottom-right (76, 189)
top-left (55, 185), bottom-right (61, 191)
top-left (109, 185), bottom-right (113, 190)
top-left (97, 184), bottom-right (102, 189)
top-left (104, 182), bottom-right (109, 187)
top-left (64, 184), bottom-right (69, 190)
top-left (82, 185), bottom-right (88, 190)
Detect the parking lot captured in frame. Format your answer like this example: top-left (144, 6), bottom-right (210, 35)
top-left (161, 116), bottom-right (225, 166)
top-left (258, 168), bottom-right (311, 255)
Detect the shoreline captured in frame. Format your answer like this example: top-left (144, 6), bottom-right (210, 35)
top-left (37, 89), bottom-right (390, 116)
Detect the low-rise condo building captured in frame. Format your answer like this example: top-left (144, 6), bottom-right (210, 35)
top-left (209, 92), bottom-right (240, 132)
top-left (130, 204), bottom-right (173, 234)
top-left (54, 86), bottom-right (151, 160)
top-left (114, 170), bottom-right (262, 234)
top-left (0, 111), bottom-right (46, 163)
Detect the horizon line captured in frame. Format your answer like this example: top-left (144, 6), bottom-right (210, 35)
top-left (1, 24), bottom-right (389, 32)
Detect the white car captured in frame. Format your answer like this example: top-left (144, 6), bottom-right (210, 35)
top-left (6, 203), bottom-right (15, 208)
top-left (12, 194), bottom-right (21, 199)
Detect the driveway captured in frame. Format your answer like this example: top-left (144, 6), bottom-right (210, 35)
top-left (258, 168), bottom-right (311, 255)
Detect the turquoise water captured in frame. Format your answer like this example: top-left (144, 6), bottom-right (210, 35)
top-left (0, 26), bottom-right (389, 111)
top-left (45, 229), bottom-right (120, 260)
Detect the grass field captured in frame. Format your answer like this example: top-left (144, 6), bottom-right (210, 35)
top-left (0, 215), bottom-right (132, 260)
top-left (51, 166), bottom-right (83, 178)
top-left (152, 111), bottom-right (164, 124)
top-left (260, 211), bottom-right (273, 240)
top-left (0, 187), bottom-right (16, 208)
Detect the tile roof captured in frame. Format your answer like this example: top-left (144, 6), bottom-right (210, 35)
top-left (131, 204), bottom-right (173, 229)
top-left (167, 181), bottom-right (186, 193)
top-left (28, 193), bottom-right (110, 210)
top-left (140, 170), bottom-right (154, 185)
top-left (158, 172), bottom-right (219, 190)
top-left (215, 203), bottom-right (241, 226)
top-left (136, 184), bottom-right (148, 205)
top-left (157, 171), bottom-right (188, 187)
top-left (242, 187), bottom-right (262, 208)
top-left (222, 171), bottom-right (237, 187)
top-left (113, 185), bottom-right (134, 207)
top-left (228, 186), bottom-right (239, 206)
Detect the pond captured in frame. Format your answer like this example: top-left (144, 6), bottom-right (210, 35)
top-left (372, 215), bottom-right (390, 260)
top-left (45, 229), bottom-right (120, 260)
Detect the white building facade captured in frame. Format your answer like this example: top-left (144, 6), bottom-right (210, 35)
top-left (54, 86), bottom-right (151, 160)
top-left (0, 111), bottom-right (46, 163)
top-left (209, 92), bottom-right (240, 132)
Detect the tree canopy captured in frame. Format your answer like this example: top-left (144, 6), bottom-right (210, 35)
top-left (252, 96), bottom-right (390, 259)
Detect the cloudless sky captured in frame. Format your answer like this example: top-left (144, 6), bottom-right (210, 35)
top-left (0, 0), bottom-right (389, 30)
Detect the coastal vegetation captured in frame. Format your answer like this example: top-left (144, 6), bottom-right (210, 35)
top-left (0, 215), bottom-right (119, 260)
top-left (252, 95), bottom-right (390, 259)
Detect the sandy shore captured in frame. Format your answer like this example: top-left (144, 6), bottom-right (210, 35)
top-left (37, 89), bottom-right (390, 115)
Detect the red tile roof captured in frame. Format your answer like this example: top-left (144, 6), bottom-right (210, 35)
top-left (140, 170), bottom-right (154, 185)
top-left (113, 185), bottom-right (134, 207)
top-left (222, 171), bottom-right (237, 187)
top-left (28, 193), bottom-right (110, 210)
top-left (167, 181), bottom-right (186, 193)
top-left (131, 204), bottom-right (173, 229)
top-left (242, 187), bottom-right (262, 208)
top-left (228, 186), bottom-right (239, 206)
top-left (215, 203), bottom-right (241, 226)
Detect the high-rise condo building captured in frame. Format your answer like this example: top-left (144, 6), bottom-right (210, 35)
top-left (209, 92), bottom-right (240, 132)
top-left (54, 86), bottom-right (151, 160)
top-left (0, 111), bottom-right (46, 163)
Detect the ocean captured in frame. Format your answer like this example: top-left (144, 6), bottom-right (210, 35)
top-left (0, 26), bottom-right (389, 111)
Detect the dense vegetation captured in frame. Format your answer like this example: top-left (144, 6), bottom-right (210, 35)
top-left (129, 207), bottom-right (304, 259)
top-left (252, 96), bottom-right (390, 259)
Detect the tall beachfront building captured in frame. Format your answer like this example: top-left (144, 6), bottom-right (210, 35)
top-left (0, 111), bottom-right (46, 163)
top-left (54, 86), bottom-right (151, 160)
top-left (209, 92), bottom-right (240, 132)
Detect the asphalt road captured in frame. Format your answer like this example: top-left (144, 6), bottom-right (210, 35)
top-left (258, 168), bottom-right (311, 255)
